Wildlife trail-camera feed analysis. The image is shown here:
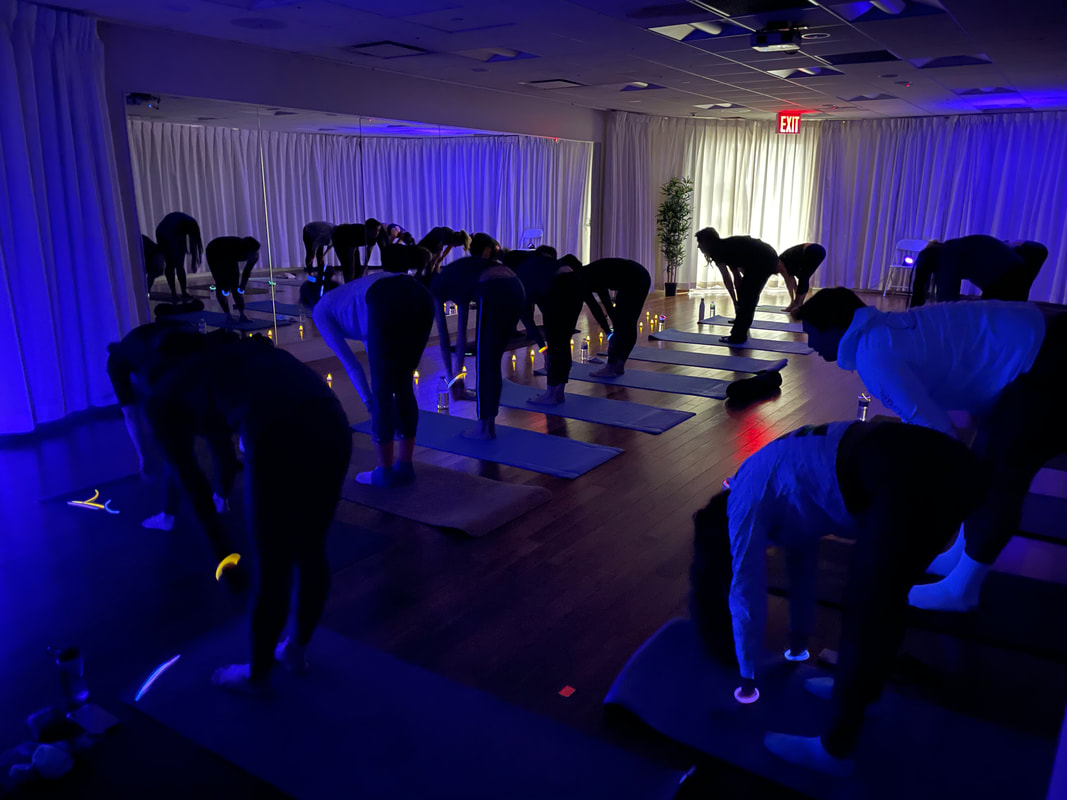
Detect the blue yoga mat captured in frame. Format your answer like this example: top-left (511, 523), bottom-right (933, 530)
top-left (162, 311), bottom-right (292, 332)
top-left (756, 305), bottom-right (789, 313)
top-left (651, 329), bottom-right (813, 355)
top-left (130, 624), bottom-right (679, 800)
top-left (500, 380), bottom-right (694, 434)
top-left (700, 315), bottom-right (804, 333)
top-left (536, 362), bottom-right (730, 398)
top-left (244, 300), bottom-right (304, 317)
top-left (601, 346), bottom-right (787, 374)
top-left (353, 411), bottom-right (621, 479)
top-left (605, 618), bottom-right (1053, 800)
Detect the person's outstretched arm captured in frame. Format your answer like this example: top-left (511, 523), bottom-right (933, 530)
top-left (785, 540), bottom-right (819, 657)
top-left (726, 489), bottom-right (771, 683)
top-left (313, 305), bottom-right (372, 409)
top-left (858, 334), bottom-right (955, 437)
top-left (433, 302), bottom-right (457, 381)
top-left (778, 260), bottom-right (799, 304)
top-left (717, 263), bottom-right (738, 304)
top-left (584, 290), bottom-right (613, 334)
top-left (520, 301), bottom-right (546, 349)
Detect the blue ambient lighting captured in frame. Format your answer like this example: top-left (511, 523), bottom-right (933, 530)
top-left (134, 654), bottom-right (182, 702)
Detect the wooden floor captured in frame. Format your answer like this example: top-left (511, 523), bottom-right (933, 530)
top-left (2, 288), bottom-right (1064, 797)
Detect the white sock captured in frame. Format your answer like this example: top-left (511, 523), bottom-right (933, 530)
top-left (142, 512), bottom-right (175, 531)
top-left (909, 552), bottom-right (990, 612)
top-left (926, 525), bottom-right (965, 576)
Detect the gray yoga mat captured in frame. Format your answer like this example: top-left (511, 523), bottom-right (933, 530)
top-left (129, 624), bottom-right (680, 800)
top-left (162, 311), bottom-right (292, 332)
top-left (600, 346), bottom-right (787, 374)
top-left (651, 329), bottom-right (813, 355)
top-left (500, 380), bottom-right (694, 434)
top-left (536, 362), bottom-right (729, 399)
top-left (756, 305), bottom-right (789, 313)
top-left (340, 458), bottom-right (551, 537)
top-left (604, 618), bottom-right (1053, 800)
top-left (1020, 492), bottom-right (1067, 545)
top-left (244, 300), bottom-right (304, 317)
top-left (700, 315), bottom-right (804, 333)
top-left (353, 411), bottom-right (621, 479)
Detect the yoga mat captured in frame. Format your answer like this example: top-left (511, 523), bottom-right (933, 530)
top-left (130, 624), bottom-right (680, 800)
top-left (536, 362), bottom-right (730, 399)
top-left (500, 380), bottom-right (694, 434)
top-left (248, 275), bottom-right (304, 287)
top-left (651, 329), bottom-right (813, 355)
top-left (162, 311), bottom-right (292, 332)
top-left (352, 411), bottom-right (621, 479)
top-left (451, 327), bottom-right (578, 356)
top-left (605, 618), bottom-right (1053, 800)
top-left (1021, 493), bottom-right (1067, 544)
top-left (340, 459), bottom-right (551, 537)
top-left (700, 315), bottom-right (804, 333)
top-left (602, 345), bottom-right (788, 374)
top-left (756, 305), bottom-right (789, 313)
top-left (243, 300), bottom-right (304, 317)
top-left (765, 539), bottom-right (1067, 661)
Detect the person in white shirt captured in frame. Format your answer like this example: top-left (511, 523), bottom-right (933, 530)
top-left (794, 288), bottom-right (1067, 612)
top-left (305, 260), bottom-right (435, 486)
top-left (691, 420), bottom-right (982, 775)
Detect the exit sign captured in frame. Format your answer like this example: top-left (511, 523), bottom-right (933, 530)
top-left (778, 111), bottom-right (803, 134)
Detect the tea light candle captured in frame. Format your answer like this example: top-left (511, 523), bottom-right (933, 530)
top-left (267, 328), bottom-right (273, 339)
top-left (325, 373), bottom-right (333, 388)
top-left (413, 370), bottom-right (419, 384)
top-left (511, 354), bottom-right (517, 366)
top-left (298, 323), bottom-right (304, 340)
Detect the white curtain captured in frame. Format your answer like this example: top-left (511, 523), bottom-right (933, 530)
top-left (0, 1), bottom-right (135, 434)
top-left (128, 121), bottom-right (594, 271)
top-left (812, 112), bottom-right (1067, 303)
top-left (603, 111), bottom-right (821, 288)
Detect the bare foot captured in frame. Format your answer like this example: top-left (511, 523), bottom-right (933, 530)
top-left (527, 386), bottom-right (565, 405)
top-left (589, 364), bottom-right (622, 378)
top-left (211, 663), bottom-right (269, 694)
top-left (461, 420), bottom-right (495, 440)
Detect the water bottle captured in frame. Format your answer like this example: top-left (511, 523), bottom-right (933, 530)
top-left (580, 340), bottom-right (588, 364)
top-left (198, 318), bottom-right (207, 335)
top-left (49, 647), bottom-right (89, 710)
top-left (709, 301), bottom-right (716, 319)
top-left (437, 378), bottom-right (450, 415)
top-left (857, 393), bottom-right (871, 422)
top-left (698, 298), bottom-right (706, 320)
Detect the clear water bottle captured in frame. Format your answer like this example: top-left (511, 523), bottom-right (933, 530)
top-left (709, 301), bottom-right (716, 318)
top-left (437, 378), bottom-right (450, 415)
top-left (857, 393), bottom-right (871, 422)
top-left (49, 647), bottom-right (89, 711)
top-left (580, 340), bottom-right (588, 363)
top-left (198, 318), bottom-right (207, 335)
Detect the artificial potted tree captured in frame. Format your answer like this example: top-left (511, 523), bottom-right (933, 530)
top-left (656, 176), bottom-right (693, 297)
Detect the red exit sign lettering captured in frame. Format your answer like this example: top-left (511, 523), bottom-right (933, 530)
top-left (778, 111), bottom-right (802, 134)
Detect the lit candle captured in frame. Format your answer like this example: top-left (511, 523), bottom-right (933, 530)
top-left (325, 372), bottom-right (333, 388)
top-left (267, 328), bottom-right (273, 339)
top-left (413, 370), bottom-right (419, 384)
top-left (599, 331), bottom-right (604, 343)
top-left (511, 354), bottom-right (517, 366)
top-left (461, 365), bottom-right (467, 374)
top-left (570, 339), bottom-right (574, 350)
top-left (299, 323), bottom-right (304, 340)
top-left (529, 347), bottom-right (535, 358)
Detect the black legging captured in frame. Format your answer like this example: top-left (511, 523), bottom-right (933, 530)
top-left (825, 422), bottom-right (983, 757)
top-left (730, 257), bottom-right (778, 342)
top-left (606, 269), bottom-right (652, 368)
top-left (962, 312), bottom-right (1067, 565)
top-left (475, 275), bottom-right (525, 420)
top-left (206, 238), bottom-right (260, 317)
top-left (543, 271), bottom-right (584, 386)
top-left (981, 242), bottom-right (1049, 301)
top-left (244, 396), bottom-right (352, 681)
top-left (365, 275), bottom-right (434, 442)
top-left (791, 244), bottom-right (826, 296)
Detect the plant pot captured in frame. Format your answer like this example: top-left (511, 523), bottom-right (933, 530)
top-left (664, 282), bottom-right (678, 297)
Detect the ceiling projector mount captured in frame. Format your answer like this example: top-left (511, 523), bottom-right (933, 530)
top-left (751, 25), bottom-right (801, 52)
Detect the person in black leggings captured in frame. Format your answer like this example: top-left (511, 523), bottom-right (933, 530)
top-left (156, 212), bottom-right (203, 300)
top-left (380, 243), bottom-right (432, 276)
top-left (696, 228), bottom-right (778, 344)
top-left (777, 243), bottom-right (826, 313)
top-left (333, 220), bottom-right (383, 282)
top-left (577, 258), bottom-right (651, 377)
top-left (911, 235), bottom-right (1049, 307)
top-left (307, 259), bottom-right (434, 486)
top-left (142, 235), bottom-right (165, 291)
top-left (417, 227), bottom-right (471, 282)
top-left (303, 221), bottom-right (334, 274)
top-left (514, 246), bottom-right (585, 405)
top-left (144, 333), bottom-right (351, 691)
top-left (691, 420), bottom-right (983, 775)
top-left (106, 321), bottom-right (238, 533)
top-left (206, 236), bottom-right (260, 322)
top-left (431, 255), bottom-right (525, 439)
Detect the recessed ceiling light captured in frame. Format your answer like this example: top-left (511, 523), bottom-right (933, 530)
top-left (801, 32), bottom-right (831, 40)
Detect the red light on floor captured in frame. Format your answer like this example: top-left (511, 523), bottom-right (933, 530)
top-left (558, 685), bottom-right (576, 698)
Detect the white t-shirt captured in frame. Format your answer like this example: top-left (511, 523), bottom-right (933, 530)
top-left (311, 271), bottom-right (400, 342)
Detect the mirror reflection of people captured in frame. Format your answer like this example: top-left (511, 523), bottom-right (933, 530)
top-left (777, 243), bottom-right (826, 313)
top-left (695, 228), bottom-right (778, 344)
top-left (794, 288), bottom-right (1067, 613)
top-left (302, 221), bottom-right (334, 273)
top-left (206, 236), bottom-right (260, 322)
top-left (910, 235), bottom-right (1049, 307)
top-left (577, 258), bottom-right (651, 378)
top-left (142, 235), bottom-right (165, 291)
top-left (304, 258), bottom-right (434, 487)
top-left (155, 212), bottom-right (203, 301)
top-left (512, 247), bottom-right (585, 405)
top-left (431, 247), bottom-right (524, 440)
top-left (691, 420), bottom-right (982, 775)
top-left (143, 333), bottom-right (351, 692)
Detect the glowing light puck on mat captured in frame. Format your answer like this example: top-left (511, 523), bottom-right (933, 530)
top-left (222, 290), bottom-right (230, 297)
top-left (734, 686), bottom-right (760, 704)
top-left (785, 649), bottom-right (810, 662)
top-left (135, 654), bottom-right (181, 702)
top-left (558, 685), bottom-right (576, 698)
top-left (236, 287), bottom-right (244, 295)
top-left (215, 553), bottom-right (241, 581)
